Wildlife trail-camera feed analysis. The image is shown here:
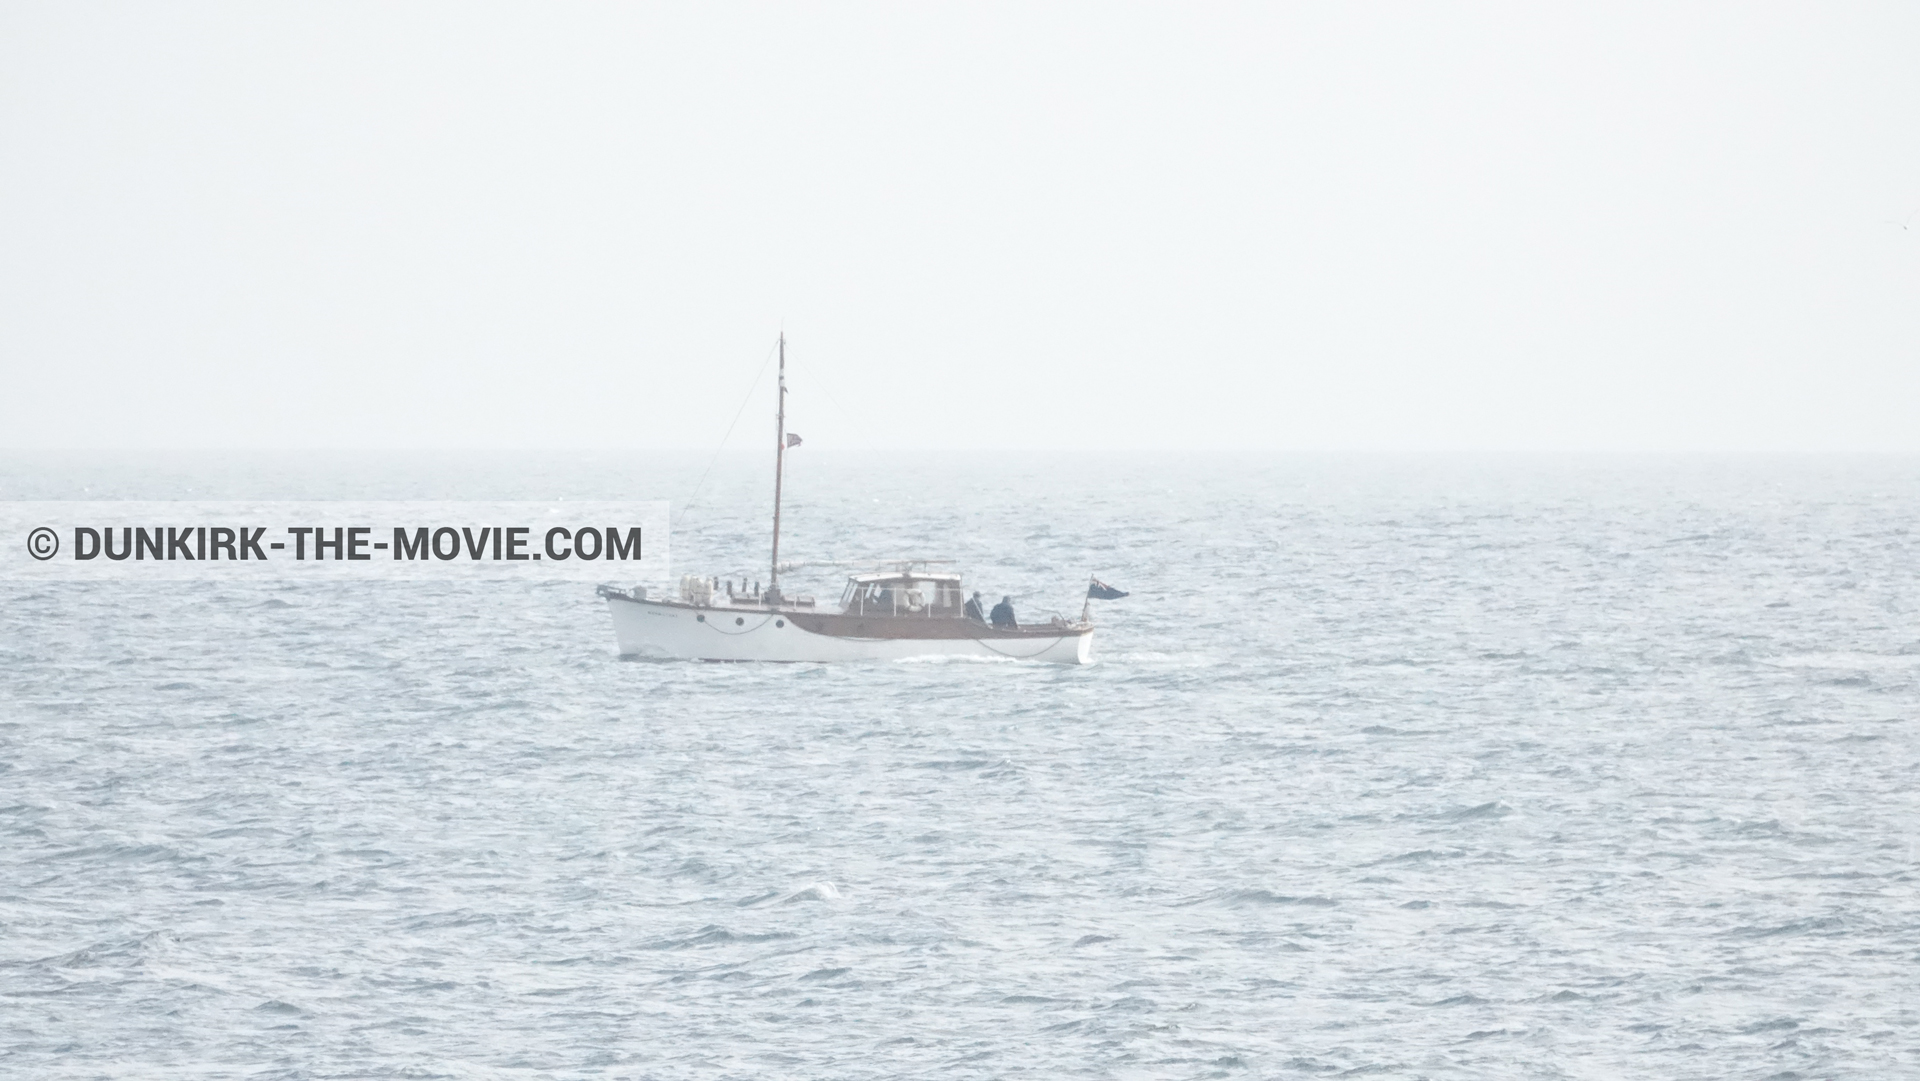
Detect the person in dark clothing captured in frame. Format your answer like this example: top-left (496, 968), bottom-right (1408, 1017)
top-left (989, 595), bottom-right (1017, 629)
top-left (964, 591), bottom-right (987, 623)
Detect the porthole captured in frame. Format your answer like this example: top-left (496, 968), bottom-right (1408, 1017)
top-left (775, 619), bottom-right (785, 628)
top-left (696, 614), bottom-right (705, 622)
top-left (735, 616), bottom-right (744, 626)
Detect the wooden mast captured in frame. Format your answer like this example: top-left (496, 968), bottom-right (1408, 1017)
top-left (768, 332), bottom-right (787, 604)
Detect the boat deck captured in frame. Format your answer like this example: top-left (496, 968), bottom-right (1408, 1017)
top-left (602, 590), bottom-right (1089, 641)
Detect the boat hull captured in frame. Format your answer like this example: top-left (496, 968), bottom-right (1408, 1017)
top-left (604, 595), bottom-right (1093, 664)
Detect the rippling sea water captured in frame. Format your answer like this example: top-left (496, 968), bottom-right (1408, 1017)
top-left (2, 452), bottom-right (1916, 1079)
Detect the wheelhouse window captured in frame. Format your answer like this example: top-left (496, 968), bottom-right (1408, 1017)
top-left (840, 576), bottom-right (964, 615)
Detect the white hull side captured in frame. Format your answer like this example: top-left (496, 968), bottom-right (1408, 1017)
top-left (605, 598), bottom-right (1092, 664)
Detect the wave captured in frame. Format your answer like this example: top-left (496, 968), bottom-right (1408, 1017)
top-left (1179, 888), bottom-right (1338, 908)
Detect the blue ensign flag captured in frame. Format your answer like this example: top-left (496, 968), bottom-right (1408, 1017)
top-left (1087, 578), bottom-right (1129, 600)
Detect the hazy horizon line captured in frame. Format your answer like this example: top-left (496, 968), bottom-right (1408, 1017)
top-left (6, 446), bottom-right (1920, 457)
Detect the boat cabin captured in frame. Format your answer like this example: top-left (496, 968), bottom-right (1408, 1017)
top-left (839, 572), bottom-right (966, 617)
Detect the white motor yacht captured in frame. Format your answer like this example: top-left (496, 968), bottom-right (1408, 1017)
top-left (597, 335), bottom-right (1101, 664)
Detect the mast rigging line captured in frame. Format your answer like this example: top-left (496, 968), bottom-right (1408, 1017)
top-left (676, 337), bottom-right (781, 539)
top-left (783, 350), bottom-right (859, 434)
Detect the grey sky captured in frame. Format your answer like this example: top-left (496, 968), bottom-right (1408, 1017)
top-left (2, 3), bottom-right (1916, 451)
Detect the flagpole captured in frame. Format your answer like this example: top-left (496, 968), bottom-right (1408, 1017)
top-left (769, 333), bottom-right (786, 605)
